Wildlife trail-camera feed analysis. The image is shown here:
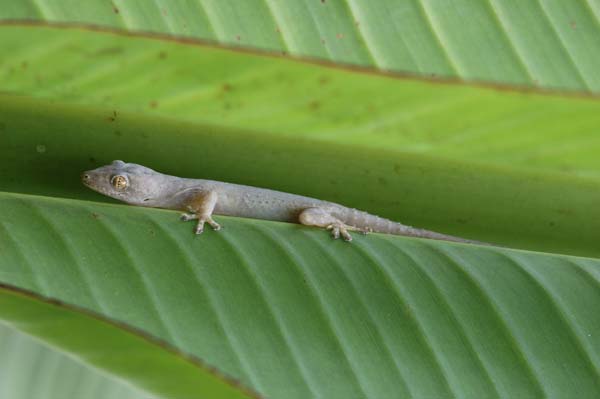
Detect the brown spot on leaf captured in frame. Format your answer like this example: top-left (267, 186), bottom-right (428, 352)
top-left (112, 5), bottom-right (119, 14)
top-left (95, 47), bottom-right (124, 56)
top-left (107, 110), bottom-right (117, 122)
top-left (149, 100), bottom-right (158, 108)
top-left (570, 21), bottom-right (576, 29)
top-left (158, 51), bottom-right (168, 59)
top-left (21, 61), bottom-right (28, 70)
top-left (556, 208), bottom-right (573, 215)
top-left (308, 100), bottom-right (320, 110)
top-left (336, 33), bottom-right (344, 39)
top-left (236, 35), bottom-right (241, 41)
top-left (222, 83), bottom-right (232, 92)
top-left (91, 213), bottom-right (100, 219)
top-left (318, 76), bottom-right (330, 85)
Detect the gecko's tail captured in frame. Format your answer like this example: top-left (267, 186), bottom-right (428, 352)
top-left (390, 225), bottom-right (492, 246)
top-left (336, 208), bottom-right (493, 246)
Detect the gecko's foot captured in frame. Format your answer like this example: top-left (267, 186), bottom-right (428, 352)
top-left (207, 219), bottom-right (221, 231)
top-left (181, 213), bottom-right (221, 234)
top-left (327, 224), bottom-right (353, 242)
top-left (193, 217), bottom-right (221, 235)
top-left (180, 213), bottom-right (198, 222)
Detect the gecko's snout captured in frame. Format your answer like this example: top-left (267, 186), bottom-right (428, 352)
top-left (81, 171), bottom-right (96, 188)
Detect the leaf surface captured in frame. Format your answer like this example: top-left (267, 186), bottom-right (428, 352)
top-left (1, 10), bottom-right (600, 399)
top-left (2, 0), bottom-right (600, 92)
top-left (1, 191), bottom-right (599, 399)
top-left (0, 323), bottom-right (152, 399)
top-left (1, 25), bottom-right (600, 184)
top-left (0, 284), bottom-right (256, 399)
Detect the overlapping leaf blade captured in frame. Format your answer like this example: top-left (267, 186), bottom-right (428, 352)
top-left (0, 323), bottom-right (152, 399)
top-left (2, 0), bottom-right (600, 92)
top-left (2, 25), bottom-right (600, 179)
top-left (0, 285), bottom-right (257, 399)
top-left (1, 191), bottom-right (600, 399)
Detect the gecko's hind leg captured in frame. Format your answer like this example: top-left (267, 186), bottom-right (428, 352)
top-left (180, 190), bottom-right (221, 234)
top-left (299, 207), bottom-right (368, 242)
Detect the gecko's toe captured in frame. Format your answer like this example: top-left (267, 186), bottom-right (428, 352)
top-left (207, 218), bottom-right (221, 231)
top-left (340, 228), bottom-right (353, 242)
top-left (327, 225), bottom-right (341, 240)
top-left (181, 213), bottom-right (197, 222)
top-left (194, 219), bottom-right (206, 234)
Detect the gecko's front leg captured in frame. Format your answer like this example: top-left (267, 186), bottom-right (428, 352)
top-left (299, 207), bottom-right (370, 242)
top-left (180, 190), bottom-right (221, 234)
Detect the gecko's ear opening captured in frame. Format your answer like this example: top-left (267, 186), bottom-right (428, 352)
top-left (112, 160), bottom-right (126, 167)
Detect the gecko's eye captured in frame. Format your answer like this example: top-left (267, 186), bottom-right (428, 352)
top-left (110, 175), bottom-right (128, 190)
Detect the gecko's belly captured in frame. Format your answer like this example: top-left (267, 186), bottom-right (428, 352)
top-left (214, 191), bottom-right (321, 222)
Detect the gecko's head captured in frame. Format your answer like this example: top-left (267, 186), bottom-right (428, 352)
top-left (82, 160), bottom-right (164, 206)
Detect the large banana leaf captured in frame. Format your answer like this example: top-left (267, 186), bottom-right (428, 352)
top-left (2, 0), bottom-right (600, 92)
top-left (0, 323), bottom-right (152, 399)
top-left (0, 286), bottom-right (255, 399)
top-left (1, 24), bottom-right (600, 180)
top-left (1, 4), bottom-right (600, 399)
top-left (1, 191), bottom-right (600, 399)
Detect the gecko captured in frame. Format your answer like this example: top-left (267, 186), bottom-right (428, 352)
top-left (82, 160), bottom-right (485, 245)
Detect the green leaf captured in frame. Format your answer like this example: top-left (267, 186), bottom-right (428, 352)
top-left (2, 1), bottom-right (600, 92)
top-left (0, 284), bottom-right (257, 399)
top-left (1, 25), bottom-right (600, 256)
top-left (2, 24), bottom-right (600, 179)
top-left (2, 7), bottom-right (600, 399)
top-left (0, 323), bottom-right (152, 399)
top-left (1, 191), bottom-right (600, 399)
